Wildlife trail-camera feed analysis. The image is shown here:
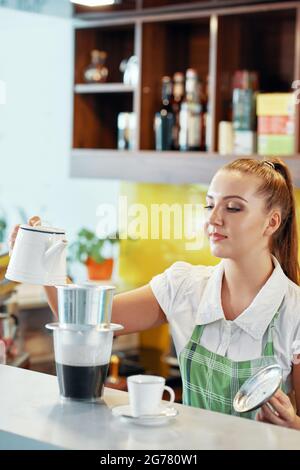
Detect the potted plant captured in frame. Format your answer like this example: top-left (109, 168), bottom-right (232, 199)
top-left (69, 228), bottom-right (120, 281)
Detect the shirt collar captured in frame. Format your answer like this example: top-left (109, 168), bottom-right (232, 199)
top-left (195, 255), bottom-right (288, 340)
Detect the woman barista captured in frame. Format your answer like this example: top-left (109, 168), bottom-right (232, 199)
top-left (9, 158), bottom-right (300, 429)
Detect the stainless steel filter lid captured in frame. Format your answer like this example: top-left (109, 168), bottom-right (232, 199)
top-left (233, 364), bottom-right (282, 413)
top-left (55, 284), bottom-right (116, 326)
top-left (45, 322), bottom-right (123, 333)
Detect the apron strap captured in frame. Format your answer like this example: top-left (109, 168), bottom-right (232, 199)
top-left (263, 308), bottom-right (280, 356)
top-left (191, 324), bottom-right (205, 343)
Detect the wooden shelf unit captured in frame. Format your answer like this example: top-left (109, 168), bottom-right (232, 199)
top-left (71, 0), bottom-right (300, 183)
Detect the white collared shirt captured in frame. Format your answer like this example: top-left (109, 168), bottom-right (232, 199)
top-left (150, 256), bottom-right (300, 392)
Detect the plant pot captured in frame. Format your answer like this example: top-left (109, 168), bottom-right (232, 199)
top-left (86, 257), bottom-right (114, 281)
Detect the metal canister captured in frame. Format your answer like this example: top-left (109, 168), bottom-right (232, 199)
top-left (56, 284), bottom-right (115, 327)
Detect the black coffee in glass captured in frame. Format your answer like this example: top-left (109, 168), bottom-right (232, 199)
top-left (56, 362), bottom-right (109, 400)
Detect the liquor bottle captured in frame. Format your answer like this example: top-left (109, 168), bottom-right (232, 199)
top-left (179, 69), bottom-right (201, 151)
top-left (204, 74), bottom-right (211, 152)
top-left (154, 76), bottom-right (175, 151)
top-left (171, 72), bottom-right (185, 150)
top-left (83, 50), bottom-right (108, 83)
top-left (199, 77), bottom-right (208, 151)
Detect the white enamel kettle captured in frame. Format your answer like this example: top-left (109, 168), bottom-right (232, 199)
top-left (6, 224), bottom-right (68, 286)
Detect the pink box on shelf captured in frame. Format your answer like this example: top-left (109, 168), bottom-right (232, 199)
top-left (258, 116), bottom-right (294, 135)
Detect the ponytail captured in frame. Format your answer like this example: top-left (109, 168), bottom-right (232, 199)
top-left (268, 159), bottom-right (299, 285)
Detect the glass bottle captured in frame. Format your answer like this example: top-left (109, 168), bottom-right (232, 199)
top-left (171, 72), bottom-right (185, 150)
top-left (199, 77), bottom-right (208, 151)
top-left (204, 74), bottom-right (211, 152)
top-left (154, 76), bottom-right (175, 151)
top-left (84, 50), bottom-right (108, 83)
top-left (179, 69), bottom-right (201, 151)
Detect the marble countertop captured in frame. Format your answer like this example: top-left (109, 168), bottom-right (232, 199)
top-left (0, 365), bottom-right (299, 450)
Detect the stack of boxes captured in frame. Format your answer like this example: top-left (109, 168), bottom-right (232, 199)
top-left (256, 93), bottom-right (295, 156)
top-left (218, 70), bottom-right (296, 157)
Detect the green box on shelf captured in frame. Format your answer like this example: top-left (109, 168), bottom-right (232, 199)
top-left (258, 134), bottom-right (295, 156)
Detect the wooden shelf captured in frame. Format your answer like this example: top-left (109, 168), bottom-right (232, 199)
top-left (70, 149), bottom-right (300, 186)
top-left (74, 83), bottom-right (135, 94)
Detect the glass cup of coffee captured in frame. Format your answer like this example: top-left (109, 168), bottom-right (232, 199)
top-left (127, 375), bottom-right (175, 417)
top-left (46, 322), bottom-right (123, 402)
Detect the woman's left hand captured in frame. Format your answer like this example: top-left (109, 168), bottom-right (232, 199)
top-left (256, 389), bottom-right (300, 430)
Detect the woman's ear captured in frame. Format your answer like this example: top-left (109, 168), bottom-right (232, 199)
top-left (264, 210), bottom-right (282, 237)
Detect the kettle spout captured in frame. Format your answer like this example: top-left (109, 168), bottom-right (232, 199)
top-left (44, 240), bottom-right (67, 268)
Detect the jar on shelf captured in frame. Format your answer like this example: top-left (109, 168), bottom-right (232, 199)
top-left (117, 112), bottom-right (136, 150)
top-left (83, 50), bottom-right (108, 83)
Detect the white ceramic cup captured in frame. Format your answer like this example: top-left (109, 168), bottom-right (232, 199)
top-left (127, 375), bottom-right (175, 417)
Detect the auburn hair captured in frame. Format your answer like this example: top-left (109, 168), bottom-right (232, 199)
top-left (222, 157), bottom-right (300, 285)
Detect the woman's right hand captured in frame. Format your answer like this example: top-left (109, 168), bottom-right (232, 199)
top-left (8, 216), bottom-right (41, 255)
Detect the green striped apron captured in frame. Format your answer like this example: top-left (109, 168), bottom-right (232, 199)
top-left (179, 311), bottom-right (280, 420)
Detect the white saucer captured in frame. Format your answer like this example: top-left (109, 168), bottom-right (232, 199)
top-left (111, 405), bottom-right (178, 426)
